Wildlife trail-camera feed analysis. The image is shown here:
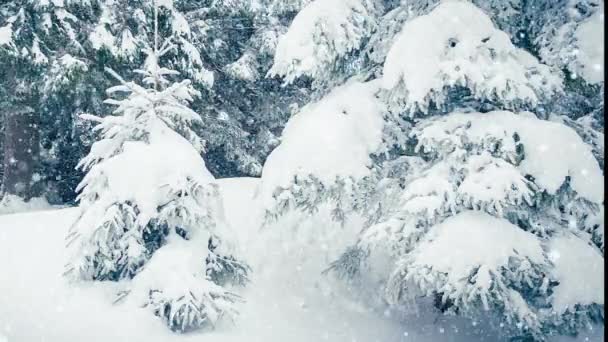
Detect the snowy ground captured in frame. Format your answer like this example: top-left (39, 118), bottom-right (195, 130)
top-left (0, 178), bottom-right (603, 342)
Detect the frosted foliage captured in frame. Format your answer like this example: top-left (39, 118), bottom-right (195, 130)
top-left (549, 233), bottom-right (604, 314)
top-left (365, 0), bottom-right (437, 66)
top-left (259, 80), bottom-right (384, 208)
top-left (386, 212), bottom-right (547, 322)
top-left (407, 212), bottom-right (546, 281)
top-left (573, 6), bottom-right (604, 83)
top-left (0, 3), bottom-right (84, 63)
top-left (88, 1), bottom-right (213, 86)
top-left (68, 118), bottom-right (223, 281)
top-left (354, 109), bottom-right (604, 339)
top-left (269, 0), bottom-right (381, 83)
top-left (382, 1), bottom-right (561, 114)
top-left (549, 114), bottom-right (605, 171)
top-left (129, 236), bottom-right (241, 332)
top-left (268, 0), bottom-right (313, 13)
top-left (414, 111), bottom-right (604, 203)
top-left (43, 54), bottom-right (88, 93)
top-left (225, 52), bottom-right (259, 81)
top-left (535, 0), bottom-right (604, 84)
top-left (382, 211), bottom-right (599, 339)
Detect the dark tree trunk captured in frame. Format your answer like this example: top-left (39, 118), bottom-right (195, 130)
top-left (1, 106), bottom-right (40, 200)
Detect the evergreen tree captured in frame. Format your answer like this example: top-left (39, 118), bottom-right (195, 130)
top-left (0, 0), bottom-right (99, 202)
top-left (262, 1), bottom-right (604, 340)
top-left (66, 5), bottom-right (248, 331)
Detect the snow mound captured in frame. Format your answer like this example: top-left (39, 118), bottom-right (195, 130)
top-left (409, 211), bottom-right (545, 288)
top-left (549, 233), bottom-right (604, 313)
top-left (0, 195), bottom-right (55, 215)
top-left (269, 0), bottom-right (380, 83)
top-left (382, 1), bottom-right (561, 113)
top-left (386, 211), bottom-right (550, 327)
top-left (128, 233), bottom-right (241, 331)
top-left (414, 111), bottom-right (604, 203)
top-left (259, 80), bottom-right (384, 207)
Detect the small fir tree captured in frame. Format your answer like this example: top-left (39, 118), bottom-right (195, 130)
top-left (66, 2), bottom-right (248, 331)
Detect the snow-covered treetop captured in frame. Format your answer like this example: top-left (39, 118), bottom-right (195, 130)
top-left (382, 1), bottom-right (562, 114)
top-left (78, 60), bottom-right (204, 171)
top-left (75, 45), bottom-right (212, 215)
top-left (89, 0), bottom-right (213, 86)
top-left (533, 0), bottom-right (604, 84)
top-left (259, 80), bottom-right (384, 208)
top-left (268, 0), bottom-right (381, 84)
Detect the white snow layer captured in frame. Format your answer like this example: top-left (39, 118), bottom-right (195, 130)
top-left (0, 179), bottom-right (604, 341)
top-left (414, 111), bottom-right (604, 204)
top-left (549, 233), bottom-right (604, 313)
top-left (382, 1), bottom-right (561, 112)
top-left (0, 178), bottom-right (405, 342)
top-left (0, 24), bottom-right (12, 46)
top-left (259, 80), bottom-right (384, 207)
top-left (74, 121), bottom-right (214, 233)
top-left (0, 195), bottom-right (56, 216)
top-left (269, 0), bottom-right (379, 83)
top-left (573, 5), bottom-right (605, 84)
top-left (410, 211), bottom-right (545, 287)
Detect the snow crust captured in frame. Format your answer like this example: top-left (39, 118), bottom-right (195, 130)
top-left (259, 80), bottom-right (384, 207)
top-left (549, 233), bottom-right (604, 313)
top-left (382, 1), bottom-right (560, 112)
top-left (415, 111), bottom-right (604, 203)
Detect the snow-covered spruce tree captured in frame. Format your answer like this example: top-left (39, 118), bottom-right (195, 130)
top-left (342, 2), bottom-right (602, 340)
top-left (263, 0), bottom-right (604, 340)
top-left (66, 11), bottom-right (248, 330)
top-left (260, 0), bottom-right (557, 224)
